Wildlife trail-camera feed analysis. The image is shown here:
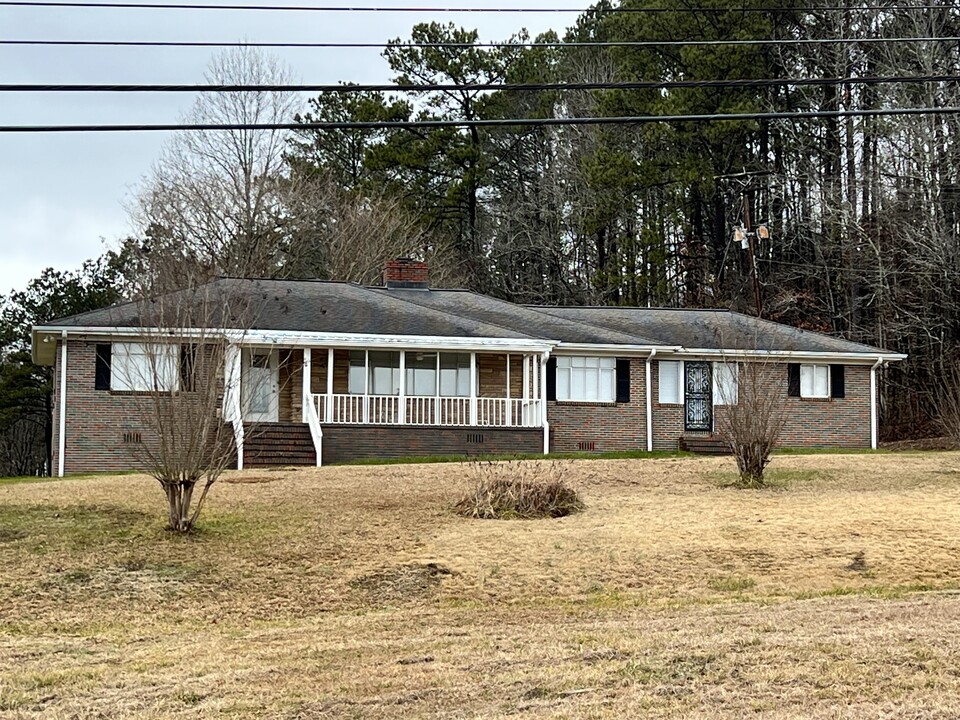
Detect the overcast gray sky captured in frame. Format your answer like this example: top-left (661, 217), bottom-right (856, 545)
top-left (0, 1), bottom-right (584, 295)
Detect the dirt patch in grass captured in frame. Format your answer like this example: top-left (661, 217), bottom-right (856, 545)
top-left (2, 452), bottom-right (960, 717)
top-left (351, 562), bottom-right (454, 602)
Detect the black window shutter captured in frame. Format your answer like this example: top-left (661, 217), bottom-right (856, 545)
top-left (95, 343), bottom-right (111, 390)
top-left (787, 363), bottom-right (801, 397)
top-left (180, 345), bottom-right (196, 392)
top-left (546, 357), bottom-right (557, 401)
top-left (616, 358), bottom-right (631, 403)
top-left (830, 364), bottom-right (845, 398)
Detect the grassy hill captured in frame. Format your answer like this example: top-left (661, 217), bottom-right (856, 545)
top-left (2, 453), bottom-right (960, 717)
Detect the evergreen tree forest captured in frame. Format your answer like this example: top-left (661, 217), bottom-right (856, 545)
top-left (3, 0), bottom-right (960, 474)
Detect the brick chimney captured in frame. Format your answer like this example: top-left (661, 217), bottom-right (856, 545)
top-left (383, 258), bottom-right (429, 289)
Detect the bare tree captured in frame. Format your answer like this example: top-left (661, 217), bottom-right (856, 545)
top-left (714, 360), bottom-right (789, 488)
top-left (128, 47), bottom-right (300, 283)
top-left (934, 359), bottom-right (960, 448)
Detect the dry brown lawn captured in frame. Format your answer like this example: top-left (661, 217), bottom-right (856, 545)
top-left (3, 452), bottom-right (960, 718)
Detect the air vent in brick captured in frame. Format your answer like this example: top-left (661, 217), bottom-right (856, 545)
top-left (577, 440), bottom-right (597, 452)
top-left (123, 431), bottom-right (143, 444)
top-left (466, 433), bottom-right (485, 444)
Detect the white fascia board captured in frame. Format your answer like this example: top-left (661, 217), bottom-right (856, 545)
top-left (554, 342), bottom-right (681, 356)
top-left (31, 325), bottom-right (555, 356)
top-left (658, 348), bottom-right (908, 364)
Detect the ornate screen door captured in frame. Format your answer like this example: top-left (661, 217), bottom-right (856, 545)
top-left (684, 361), bottom-right (713, 432)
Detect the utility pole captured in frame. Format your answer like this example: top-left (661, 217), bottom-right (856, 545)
top-left (742, 191), bottom-right (763, 318)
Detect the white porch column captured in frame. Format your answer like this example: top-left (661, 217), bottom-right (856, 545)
top-left (505, 354), bottom-right (512, 427)
top-left (646, 350), bottom-right (656, 452)
top-left (870, 357), bottom-right (882, 450)
top-left (326, 348), bottom-right (334, 423)
top-left (522, 354), bottom-right (530, 425)
top-left (363, 350), bottom-right (370, 424)
top-left (541, 351), bottom-right (550, 454)
top-left (223, 342), bottom-right (244, 470)
top-left (57, 331), bottom-right (67, 477)
top-left (469, 352), bottom-right (478, 425)
top-left (399, 351), bottom-right (407, 424)
top-left (302, 348), bottom-right (312, 423)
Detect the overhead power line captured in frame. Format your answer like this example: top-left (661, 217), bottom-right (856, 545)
top-left (4, 106), bottom-right (960, 132)
top-left (4, 36), bottom-right (960, 49)
top-left (1, 1), bottom-right (957, 12)
top-left (6, 75), bottom-right (959, 93)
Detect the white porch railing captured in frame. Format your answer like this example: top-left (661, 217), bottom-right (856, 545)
top-left (314, 394), bottom-right (542, 428)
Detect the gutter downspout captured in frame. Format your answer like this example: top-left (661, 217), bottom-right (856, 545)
top-left (541, 349), bottom-right (551, 455)
top-left (646, 349), bottom-right (657, 453)
top-left (870, 356), bottom-right (884, 450)
top-left (57, 330), bottom-right (67, 477)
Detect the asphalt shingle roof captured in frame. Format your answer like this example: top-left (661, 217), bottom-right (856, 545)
top-left (40, 278), bottom-right (894, 355)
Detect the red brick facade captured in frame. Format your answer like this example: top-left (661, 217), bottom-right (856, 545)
top-left (51, 340), bottom-right (875, 474)
top-left (548, 358), bottom-right (647, 453)
top-left (650, 360), bottom-right (871, 451)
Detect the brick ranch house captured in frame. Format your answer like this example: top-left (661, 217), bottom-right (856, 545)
top-left (32, 259), bottom-right (906, 475)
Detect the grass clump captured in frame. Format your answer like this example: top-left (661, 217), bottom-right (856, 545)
top-left (454, 460), bottom-right (585, 520)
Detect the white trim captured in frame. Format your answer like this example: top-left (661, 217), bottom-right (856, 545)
top-left (32, 326), bottom-right (555, 355)
top-left (505, 354), bottom-right (512, 427)
top-left (554, 342), bottom-right (679, 355)
top-left (541, 350), bottom-right (551, 454)
top-left (469, 352), bottom-right (478, 426)
top-left (302, 348), bottom-right (312, 423)
top-left (645, 349), bottom-right (656, 452)
top-left (326, 348), bottom-right (334, 423)
top-left (223, 343), bottom-right (244, 471)
top-left (871, 357), bottom-right (883, 450)
top-left (662, 348), bottom-right (908, 363)
top-left (57, 331), bottom-right (67, 477)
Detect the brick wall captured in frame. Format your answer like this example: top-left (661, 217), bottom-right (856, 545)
top-left (52, 338), bottom-right (227, 474)
top-left (320, 425), bottom-right (541, 463)
top-left (651, 359), bottom-right (872, 451)
top-left (548, 358), bottom-right (647, 453)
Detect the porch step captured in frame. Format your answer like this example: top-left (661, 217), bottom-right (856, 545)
top-left (243, 422), bottom-right (317, 467)
top-left (679, 435), bottom-right (732, 455)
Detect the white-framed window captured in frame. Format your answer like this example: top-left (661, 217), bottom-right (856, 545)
top-left (406, 352), bottom-right (438, 396)
top-left (111, 342), bottom-right (179, 392)
top-left (348, 350), bottom-right (366, 394)
top-left (555, 356), bottom-right (616, 402)
top-left (658, 360), bottom-right (683, 404)
top-left (713, 362), bottom-right (739, 405)
top-left (800, 364), bottom-right (830, 398)
top-left (439, 353), bottom-right (471, 397)
top-left (369, 351), bottom-right (401, 395)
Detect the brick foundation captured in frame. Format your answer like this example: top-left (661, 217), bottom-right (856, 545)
top-left (319, 425), bottom-right (542, 464)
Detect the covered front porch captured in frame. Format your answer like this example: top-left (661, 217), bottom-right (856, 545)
top-left (222, 341), bottom-right (552, 468)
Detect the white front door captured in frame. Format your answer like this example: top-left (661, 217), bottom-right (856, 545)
top-left (242, 349), bottom-right (280, 423)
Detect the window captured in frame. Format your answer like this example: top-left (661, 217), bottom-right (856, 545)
top-left (800, 364), bottom-right (830, 398)
top-left (439, 353), bottom-right (471, 397)
top-left (555, 356), bottom-right (616, 402)
top-left (658, 360), bottom-right (682, 404)
top-left (406, 352), bottom-right (437, 396)
top-left (368, 351), bottom-right (400, 395)
top-left (348, 351), bottom-right (366, 394)
top-left (111, 342), bottom-right (179, 392)
top-left (713, 362), bottom-right (739, 405)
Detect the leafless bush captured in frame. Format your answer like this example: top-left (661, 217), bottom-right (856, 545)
top-left (454, 460), bottom-right (584, 520)
top-left (714, 362), bottom-right (788, 489)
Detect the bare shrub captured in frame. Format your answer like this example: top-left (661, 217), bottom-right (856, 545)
top-left (714, 362), bottom-right (788, 489)
top-left (454, 460), bottom-right (584, 520)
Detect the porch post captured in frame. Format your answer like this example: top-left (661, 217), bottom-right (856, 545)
top-left (57, 331), bottom-right (67, 477)
top-left (223, 342), bottom-right (243, 470)
top-left (522, 354), bottom-right (530, 425)
top-left (505, 353), bottom-right (512, 426)
top-left (302, 348), bottom-right (312, 423)
top-left (541, 350), bottom-right (551, 454)
top-left (469, 352), bottom-right (478, 425)
top-left (326, 348), bottom-right (334, 423)
top-left (645, 350), bottom-right (656, 452)
top-left (870, 357), bottom-right (882, 450)
top-left (363, 350), bottom-right (370, 424)
top-left (399, 351), bottom-right (407, 425)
